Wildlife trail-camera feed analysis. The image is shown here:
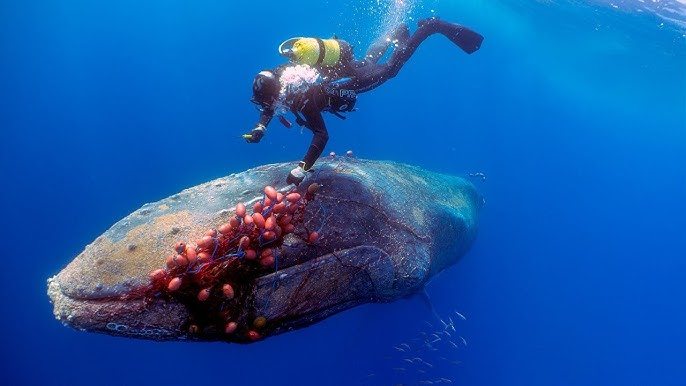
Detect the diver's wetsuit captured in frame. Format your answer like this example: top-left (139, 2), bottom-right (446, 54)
top-left (253, 18), bottom-right (483, 172)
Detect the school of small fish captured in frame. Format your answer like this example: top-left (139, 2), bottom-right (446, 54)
top-left (362, 310), bottom-right (468, 385)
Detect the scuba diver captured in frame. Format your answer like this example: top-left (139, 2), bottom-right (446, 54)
top-left (243, 17), bottom-right (484, 185)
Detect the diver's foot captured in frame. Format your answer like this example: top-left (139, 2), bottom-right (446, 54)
top-left (287, 165), bottom-right (307, 186)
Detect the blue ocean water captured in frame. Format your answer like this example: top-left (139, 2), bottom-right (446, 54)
top-left (1, 0), bottom-right (685, 385)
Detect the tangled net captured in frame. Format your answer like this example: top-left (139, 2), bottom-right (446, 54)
top-left (146, 183), bottom-right (321, 342)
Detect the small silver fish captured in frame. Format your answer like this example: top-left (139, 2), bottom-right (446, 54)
top-left (448, 316), bottom-right (455, 328)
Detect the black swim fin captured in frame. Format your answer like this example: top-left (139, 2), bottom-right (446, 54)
top-left (421, 18), bottom-right (484, 54)
top-left (451, 26), bottom-right (484, 54)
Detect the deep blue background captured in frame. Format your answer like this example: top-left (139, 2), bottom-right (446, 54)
top-left (1, 0), bottom-right (685, 385)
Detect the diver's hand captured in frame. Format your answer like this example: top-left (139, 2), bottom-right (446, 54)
top-left (243, 125), bottom-right (265, 143)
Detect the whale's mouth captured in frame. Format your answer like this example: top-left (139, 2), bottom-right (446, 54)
top-left (47, 275), bottom-right (188, 340)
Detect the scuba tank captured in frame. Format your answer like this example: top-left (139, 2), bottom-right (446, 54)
top-left (279, 37), bottom-right (353, 68)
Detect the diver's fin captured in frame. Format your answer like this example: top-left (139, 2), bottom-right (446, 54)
top-left (422, 18), bottom-right (484, 54)
top-left (450, 26), bottom-right (484, 54)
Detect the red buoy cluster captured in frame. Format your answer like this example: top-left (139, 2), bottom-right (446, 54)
top-left (147, 183), bottom-right (321, 342)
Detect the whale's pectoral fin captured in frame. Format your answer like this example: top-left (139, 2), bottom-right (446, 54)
top-left (250, 246), bottom-right (396, 333)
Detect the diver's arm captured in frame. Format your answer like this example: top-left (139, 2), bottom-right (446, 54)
top-left (244, 109), bottom-right (274, 143)
top-left (257, 109), bottom-right (274, 127)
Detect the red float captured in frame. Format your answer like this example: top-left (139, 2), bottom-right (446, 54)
top-left (185, 245), bottom-right (197, 265)
top-left (247, 330), bottom-right (261, 341)
top-left (235, 203), bottom-right (246, 218)
top-left (197, 288), bottom-right (211, 302)
top-left (260, 255), bottom-right (275, 267)
top-left (149, 269), bottom-right (165, 281)
top-left (264, 216), bottom-right (276, 230)
top-left (174, 242), bottom-right (186, 254)
top-left (167, 277), bottom-right (182, 291)
top-left (252, 213), bottom-right (265, 229)
top-left (218, 223), bottom-right (232, 234)
top-left (272, 202), bottom-right (286, 213)
top-left (308, 231), bottom-right (320, 243)
top-left (225, 322), bottom-right (238, 334)
top-left (198, 235), bottom-right (214, 249)
top-left (286, 192), bottom-right (301, 203)
top-left (222, 284), bottom-right (235, 299)
top-left (264, 186), bottom-right (278, 201)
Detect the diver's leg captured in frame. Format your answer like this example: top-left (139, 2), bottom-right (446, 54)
top-left (351, 19), bottom-right (483, 93)
top-left (349, 64), bottom-right (390, 93)
top-left (301, 110), bottom-right (328, 171)
top-left (362, 38), bottom-right (389, 65)
top-left (287, 106), bottom-right (328, 185)
top-left (362, 24), bottom-right (411, 65)
top-left (385, 18), bottom-right (484, 75)
top-left (351, 24), bottom-right (439, 92)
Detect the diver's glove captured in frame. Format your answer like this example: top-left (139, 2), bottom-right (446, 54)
top-left (287, 162), bottom-right (308, 186)
top-left (243, 125), bottom-right (266, 143)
